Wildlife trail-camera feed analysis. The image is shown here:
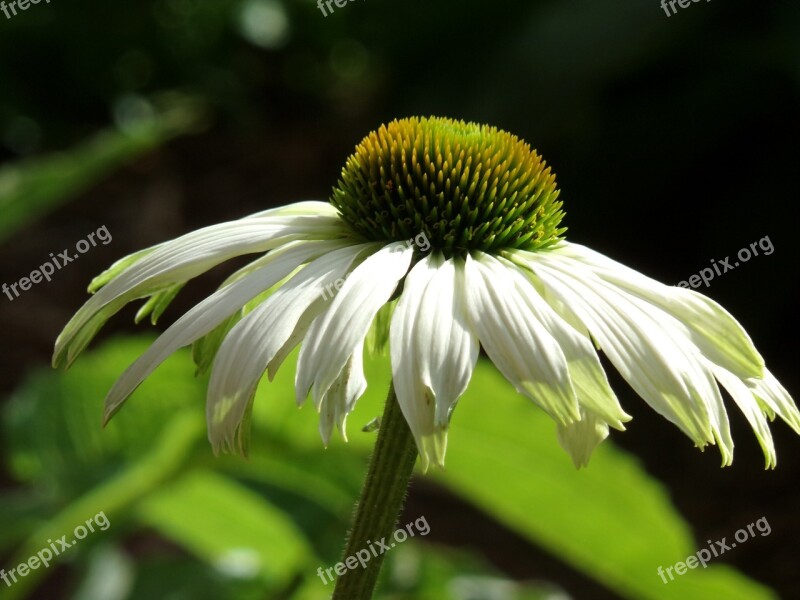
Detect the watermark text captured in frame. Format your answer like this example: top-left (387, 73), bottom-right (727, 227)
top-left (316, 515), bottom-right (430, 585)
top-left (657, 516), bottom-right (770, 583)
top-left (677, 235), bottom-right (772, 289)
top-left (2, 225), bottom-right (112, 302)
top-left (1, 0), bottom-right (53, 20)
top-left (661, 0), bottom-right (711, 18)
top-left (1, 511), bottom-right (110, 588)
top-left (317, 0), bottom-right (363, 18)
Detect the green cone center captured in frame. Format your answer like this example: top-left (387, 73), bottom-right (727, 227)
top-left (329, 116), bottom-right (566, 255)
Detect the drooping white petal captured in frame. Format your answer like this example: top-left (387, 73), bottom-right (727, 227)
top-left (556, 409), bottom-right (610, 469)
top-left (549, 242), bottom-right (764, 380)
top-left (317, 342), bottom-right (368, 446)
top-left (519, 251), bottom-right (733, 459)
top-left (463, 252), bottom-right (580, 426)
top-left (54, 211), bottom-right (347, 368)
top-left (88, 247), bottom-right (159, 293)
top-left (246, 200), bottom-right (342, 219)
top-left (708, 361), bottom-right (776, 468)
top-left (103, 240), bottom-right (344, 423)
top-left (296, 242), bottom-right (414, 408)
top-left (390, 254), bottom-right (479, 469)
top-left (206, 243), bottom-right (376, 453)
top-left (498, 254), bottom-right (631, 430)
top-left (426, 260), bottom-right (479, 429)
top-left (747, 370), bottom-right (800, 435)
top-left (266, 306), bottom-right (321, 382)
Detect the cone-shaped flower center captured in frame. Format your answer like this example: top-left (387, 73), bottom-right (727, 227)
top-left (330, 116), bottom-right (566, 255)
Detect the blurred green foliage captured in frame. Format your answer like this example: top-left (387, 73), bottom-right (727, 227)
top-left (0, 337), bottom-right (778, 599)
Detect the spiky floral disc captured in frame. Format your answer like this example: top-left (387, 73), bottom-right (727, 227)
top-left (330, 116), bottom-right (567, 256)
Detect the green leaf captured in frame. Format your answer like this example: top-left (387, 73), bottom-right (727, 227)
top-left (2, 412), bottom-right (202, 600)
top-left (5, 334), bottom-right (776, 600)
top-left (136, 470), bottom-right (314, 590)
top-left (432, 361), bottom-right (778, 600)
top-left (3, 335), bottom-right (207, 496)
top-left (252, 350), bottom-right (777, 599)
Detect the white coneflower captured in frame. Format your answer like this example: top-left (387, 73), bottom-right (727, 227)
top-left (53, 116), bottom-right (799, 472)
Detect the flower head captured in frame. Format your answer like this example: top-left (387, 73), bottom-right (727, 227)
top-left (54, 116), bottom-right (799, 470)
top-left (330, 116), bottom-right (565, 255)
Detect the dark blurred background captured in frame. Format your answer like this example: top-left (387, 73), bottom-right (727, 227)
top-left (1, 0), bottom-right (798, 598)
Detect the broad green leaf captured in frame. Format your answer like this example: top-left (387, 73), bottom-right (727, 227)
top-left (259, 350), bottom-right (777, 599)
top-left (216, 451), bottom-right (359, 518)
top-left (4, 335), bottom-right (778, 600)
top-left (136, 470), bottom-right (314, 590)
top-left (434, 361), bottom-right (778, 600)
top-left (3, 336), bottom-right (207, 496)
top-left (2, 413), bottom-right (202, 600)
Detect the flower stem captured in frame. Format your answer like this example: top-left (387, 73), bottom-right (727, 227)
top-left (331, 381), bottom-right (418, 599)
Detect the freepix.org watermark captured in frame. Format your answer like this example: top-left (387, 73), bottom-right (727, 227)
top-left (316, 515), bottom-right (430, 585)
top-left (316, 0), bottom-right (363, 18)
top-left (657, 516), bottom-right (770, 584)
top-left (677, 235), bottom-right (773, 290)
top-left (1, 0), bottom-right (52, 20)
top-left (660, 0), bottom-right (711, 18)
top-left (2, 225), bottom-right (112, 302)
top-left (1, 511), bottom-right (110, 588)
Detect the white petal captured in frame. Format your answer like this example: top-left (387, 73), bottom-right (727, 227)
top-left (318, 342), bottom-right (368, 446)
top-left (747, 370), bottom-right (800, 435)
top-left (708, 362), bottom-right (776, 468)
top-left (390, 254), bottom-right (479, 468)
top-left (88, 247), bottom-right (159, 293)
top-left (463, 252), bottom-right (580, 426)
top-left (549, 242), bottom-right (764, 379)
top-left (246, 200), bottom-right (342, 218)
top-left (103, 240), bottom-right (342, 422)
top-left (54, 213), bottom-right (347, 368)
top-left (266, 306), bottom-right (320, 382)
top-left (498, 254), bottom-right (631, 430)
top-left (520, 251), bottom-right (732, 458)
top-left (556, 410), bottom-right (610, 469)
top-left (296, 243), bottom-right (414, 407)
top-left (206, 243), bottom-right (374, 452)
